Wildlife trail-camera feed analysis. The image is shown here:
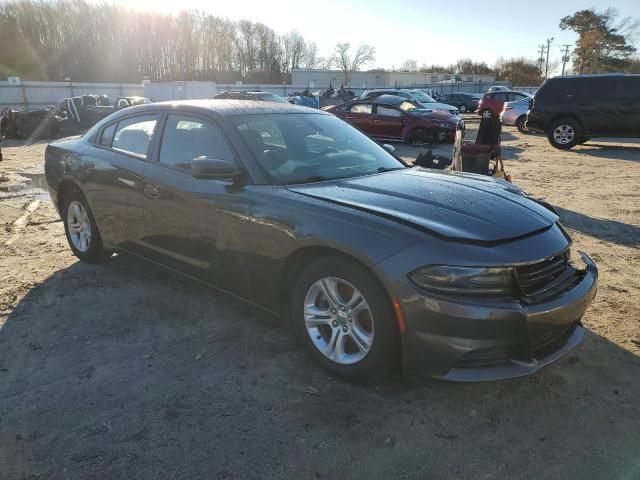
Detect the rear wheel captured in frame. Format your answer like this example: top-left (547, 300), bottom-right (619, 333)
top-left (459, 104), bottom-right (468, 113)
top-left (547, 119), bottom-right (581, 149)
top-left (480, 109), bottom-right (493, 119)
top-left (62, 189), bottom-right (111, 263)
top-left (290, 256), bottom-right (399, 381)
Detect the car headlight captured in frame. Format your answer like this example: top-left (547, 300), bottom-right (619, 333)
top-left (409, 265), bottom-right (515, 295)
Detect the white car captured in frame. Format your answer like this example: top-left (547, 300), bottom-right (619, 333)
top-left (488, 85), bottom-right (510, 92)
top-left (500, 96), bottom-right (531, 133)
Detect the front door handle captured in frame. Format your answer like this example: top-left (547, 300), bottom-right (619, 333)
top-left (144, 184), bottom-right (160, 199)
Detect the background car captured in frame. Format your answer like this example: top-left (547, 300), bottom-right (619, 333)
top-left (324, 94), bottom-right (462, 144)
top-left (437, 92), bottom-right (482, 113)
top-left (359, 89), bottom-right (459, 115)
top-left (44, 100), bottom-right (597, 382)
top-left (526, 74), bottom-right (640, 149)
top-left (478, 91), bottom-right (531, 118)
top-left (501, 96), bottom-right (530, 133)
top-left (213, 91), bottom-right (288, 103)
top-left (488, 85), bottom-right (511, 92)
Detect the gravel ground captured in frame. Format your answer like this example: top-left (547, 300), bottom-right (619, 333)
top-left (1, 124), bottom-right (639, 479)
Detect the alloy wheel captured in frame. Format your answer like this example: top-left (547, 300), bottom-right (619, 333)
top-left (303, 276), bottom-right (375, 365)
top-left (481, 109), bottom-right (493, 119)
top-left (553, 124), bottom-right (575, 145)
top-left (66, 200), bottom-right (92, 252)
top-left (459, 104), bottom-right (467, 113)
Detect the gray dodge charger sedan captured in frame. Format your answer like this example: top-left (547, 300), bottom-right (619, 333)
top-left (44, 100), bottom-right (598, 381)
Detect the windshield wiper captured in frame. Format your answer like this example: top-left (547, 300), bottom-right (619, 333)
top-left (289, 175), bottom-right (330, 185)
top-left (377, 166), bottom-right (405, 173)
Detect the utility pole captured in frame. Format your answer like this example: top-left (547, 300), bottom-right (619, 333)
top-left (545, 37), bottom-right (554, 79)
top-left (560, 44), bottom-right (571, 76)
top-left (538, 44), bottom-right (546, 80)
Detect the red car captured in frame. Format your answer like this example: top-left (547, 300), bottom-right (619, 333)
top-left (477, 91), bottom-right (530, 119)
top-left (323, 95), bottom-right (462, 144)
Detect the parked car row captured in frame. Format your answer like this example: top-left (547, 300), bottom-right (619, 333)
top-left (323, 94), bottom-right (462, 144)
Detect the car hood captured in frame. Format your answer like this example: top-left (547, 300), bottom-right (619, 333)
top-left (287, 168), bottom-right (558, 243)
top-left (409, 109), bottom-right (457, 122)
top-left (420, 102), bottom-right (457, 112)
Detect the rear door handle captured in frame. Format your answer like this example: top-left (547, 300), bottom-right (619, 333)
top-left (144, 184), bottom-right (160, 199)
top-left (346, 116), bottom-right (356, 120)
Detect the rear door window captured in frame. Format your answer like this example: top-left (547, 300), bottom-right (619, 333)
top-left (618, 77), bottom-right (640, 100)
top-left (112, 115), bottom-right (158, 158)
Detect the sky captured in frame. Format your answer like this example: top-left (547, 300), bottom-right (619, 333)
top-left (98, 0), bottom-right (640, 71)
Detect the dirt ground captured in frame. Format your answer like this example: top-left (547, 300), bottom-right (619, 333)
top-left (1, 123), bottom-right (639, 479)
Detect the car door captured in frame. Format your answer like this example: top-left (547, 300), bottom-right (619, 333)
top-left (83, 113), bottom-right (159, 251)
top-left (572, 77), bottom-right (619, 132)
top-left (371, 105), bottom-right (404, 139)
top-left (344, 103), bottom-right (375, 134)
top-left (140, 112), bottom-right (252, 290)
top-left (617, 76), bottom-right (640, 134)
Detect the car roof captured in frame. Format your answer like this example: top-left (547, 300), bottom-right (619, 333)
top-left (551, 73), bottom-right (640, 78)
top-left (109, 99), bottom-right (321, 117)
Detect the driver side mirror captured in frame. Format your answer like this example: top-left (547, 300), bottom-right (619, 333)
top-left (382, 143), bottom-right (396, 154)
top-left (191, 156), bottom-right (238, 180)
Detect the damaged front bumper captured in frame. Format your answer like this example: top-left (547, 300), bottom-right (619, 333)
top-left (393, 252), bottom-right (598, 381)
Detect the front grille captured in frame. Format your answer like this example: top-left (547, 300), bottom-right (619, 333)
top-left (516, 251), bottom-right (572, 298)
top-left (455, 345), bottom-right (520, 368)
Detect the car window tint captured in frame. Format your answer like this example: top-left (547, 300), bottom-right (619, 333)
top-left (619, 77), bottom-right (640, 100)
top-left (159, 115), bottom-right (235, 171)
top-left (376, 106), bottom-right (402, 117)
top-left (112, 115), bottom-right (158, 157)
top-left (350, 104), bottom-right (373, 114)
top-left (583, 77), bottom-right (617, 100)
top-left (99, 123), bottom-right (116, 147)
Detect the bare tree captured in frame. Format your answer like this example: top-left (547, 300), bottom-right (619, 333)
top-left (400, 59), bottom-right (418, 72)
top-left (331, 42), bottom-right (376, 85)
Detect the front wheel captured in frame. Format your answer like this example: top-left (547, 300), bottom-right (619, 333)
top-left (459, 104), bottom-right (468, 113)
top-left (290, 256), bottom-right (399, 381)
top-left (480, 109), bottom-right (493, 119)
top-left (62, 190), bottom-right (112, 263)
top-left (547, 119), bottom-right (581, 149)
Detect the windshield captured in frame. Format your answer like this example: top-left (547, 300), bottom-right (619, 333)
top-left (231, 113), bottom-right (405, 185)
top-left (410, 91), bottom-right (437, 103)
top-left (258, 93), bottom-right (287, 103)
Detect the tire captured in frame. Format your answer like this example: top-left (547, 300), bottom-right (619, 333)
top-left (547, 118), bottom-right (581, 149)
top-left (62, 189), bottom-right (112, 263)
top-left (459, 104), bottom-right (468, 113)
top-left (516, 115), bottom-right (528, 134)
top-left (480, 109), bottom-right (494, 119)
top-left (290, 255), bottom-right (399, 381)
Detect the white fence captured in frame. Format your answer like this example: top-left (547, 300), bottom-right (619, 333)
top-left (0, 81), bottom-right (145, 110)
top-left (0, 79), bottom-right (539, 111)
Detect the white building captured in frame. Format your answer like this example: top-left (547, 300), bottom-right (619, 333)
top-left (291, 69), bottom-right (496, 89)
